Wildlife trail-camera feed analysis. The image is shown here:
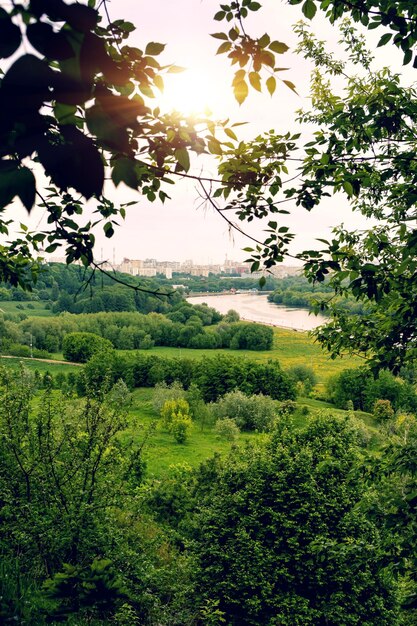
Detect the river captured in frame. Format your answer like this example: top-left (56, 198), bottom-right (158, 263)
top-left (187, 293), bottom-right (327, 331)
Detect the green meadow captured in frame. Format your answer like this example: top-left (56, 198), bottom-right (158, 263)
top-left (140, 326), bottom-right (361, 384)
top-left (0, 301), bottom-right (53, 316)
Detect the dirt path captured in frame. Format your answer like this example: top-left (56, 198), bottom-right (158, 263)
top-left (0, 355), bottom-right (82, 366)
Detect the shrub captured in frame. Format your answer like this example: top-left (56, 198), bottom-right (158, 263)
top-left (170, 412), bottom-right (192, 444)
top-left (63, 332), bottom-right (113, 363)
top-left (287, 364), bottom-right (318, 396)
top-left (212, 390), bottom-right (278, 432)
top-left (278, 399), bottom-right (297, 415)
top-left (160, 398), bottom-right (191, 432)
top-left (214, 418), bottom-right (240, 441)
top-left (152, 381), bottom-right (185, 414)
top-left (373, 399), bottom-right (395, 421)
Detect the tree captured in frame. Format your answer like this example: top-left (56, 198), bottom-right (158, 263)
top-left (188, 414), bottom-right (400, 625)
top-left (62, 331), bottom-right (113, 362)
top-left (0, 366), bottom-right (137, 621)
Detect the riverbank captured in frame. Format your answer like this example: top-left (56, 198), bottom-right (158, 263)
top-left (187, 292), bottom-right (326, 331)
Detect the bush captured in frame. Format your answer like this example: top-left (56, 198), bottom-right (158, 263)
top-left (214, 418), bottom-right (240, 441)
top-left (278, 399), bottom-right (297, 415)
top-left (327, 367), bottom-right (417, 413)
top-left (373, 399), bottom-right (395, 420)
top-left (188, 415), bottom-right (400, 625)
top-left (62, 332), bottom-right (113, 363)
top-left (153, 381), bottom-right (185, 414)
top-left (160, 398), bottom-right (191, 432)
top-left (212, 390), bottom-right (278, 432)
top-left (287, 364), bottom-right (317, 396)
top-left (170, 412), bottom-right (192, 444)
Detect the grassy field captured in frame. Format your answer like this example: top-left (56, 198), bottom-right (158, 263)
top-left (141, 326), bottom-right (362, 385)
top-left (127, 388), bottom-right (378, 478)
top-left (0, 356), bottom-right (80, 374)
top-left (0, 301), bottom-right (53, 316)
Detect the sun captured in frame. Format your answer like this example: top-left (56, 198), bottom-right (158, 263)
top-left (156, 68), bottom-right (226, 118)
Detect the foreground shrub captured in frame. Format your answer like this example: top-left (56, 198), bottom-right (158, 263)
top-left (212, 390), bottom-right (278, 432)
top-left (188, 415), bottom-right (400, 625)
top-left (214, 418), bottom-right (240, 441)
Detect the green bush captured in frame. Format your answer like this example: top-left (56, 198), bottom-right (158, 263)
top-left (62, 332), bottom-right (113, 363)
top-left (212, 390), bottom-right (278, 432)
top-left (214, 418), bottom-right (240, 441)
top-left (373, 399), bottom-right (395, 420)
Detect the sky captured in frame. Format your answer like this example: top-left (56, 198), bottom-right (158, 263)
top-left (5, 0), bottom-right (415, 266)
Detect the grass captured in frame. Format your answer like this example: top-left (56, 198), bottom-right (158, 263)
top-left (0, 301), bottom-right (53, 317)
top-left (0, 356), bottom-right (80, 374)
top-left (138, 326), bottom-right (362, 385)
top-left (127, 388), bottom-right (378, 478)
top-left (127, 388), bottom-right (256, 477)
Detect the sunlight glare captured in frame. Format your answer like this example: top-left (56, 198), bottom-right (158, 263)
top-left (157, 68), bottom-right (226, 118)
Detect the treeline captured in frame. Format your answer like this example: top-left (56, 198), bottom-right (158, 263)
top-left (51, 351), bottom-right (297, 403)
top-left (267, 276), bottom-right (369, 315)
top-left (0, 262), bottom-right (183, 314)
top-left (0, 306), bottom-right (273, 355)
top-left (326, 367), bottom-right (417, 413)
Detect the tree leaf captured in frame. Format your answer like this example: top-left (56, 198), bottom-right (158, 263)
top-left (269, 40), bottom-right (289, 54)
top-left (302, 0), bottom-right (317, 19)
top-left (175, 148), bottom-right (190, 172)
top-left (249, 71), bottom-right (262, 92)
top-left (233, 79), bottom-right (249, 104)
top-left (377, 33), bottom-right (392, 47)
top-left (283, 79), bottom-right (298, 94)
top-left (224, 128), bottom-right (238, 141)
top-left (266, 76), bottom-right (276, 95)
top-left (216, 41), bottom-right (232, 55)
top-left (210, 32), bottom-right (229, 40)
top-left (111, 158), bottom-right (138, 189)
top-left (16, 167), bottom-right (36, 212)
top-left (145, 42), bottom-right (166, 56)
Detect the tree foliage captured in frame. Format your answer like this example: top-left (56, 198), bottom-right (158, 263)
top-left (188, 414), bottom-right (400, 625)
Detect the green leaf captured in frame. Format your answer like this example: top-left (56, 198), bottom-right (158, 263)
top-left (103, 222), bottom-right (114, 238)
top-left (403, 48), bottom-right (412, 65)
top-left (210, 32), bottom-right (229, 40)
top-left (216, 41), bottom-right (232, 55)
top-left (343, 180), bottom-right (354, 196)
top-left (208, 139), bottom-right (223, 156)
top-left (302, 0), bottom-right (317, 19)
top-left (248, 2), bottom-right (262, 10)
top-left (377, 33), bottom-right (392, 47)
top-left (266, 76), bottom-right (276, 95)
top-left (259, 275), bottom-right (266, 288)
top-left (258, 33), bottom-right (270, 48)
top-left (111, 158), bottom-right (138, 189)
top-left (224, 128), bottom-right (238, 141)
top-left (145, 42), bottom-right (166, 56)
top-left (175, 148), bottom-right (190, 172)
top-left (16, 167), bottom-right (36, 212)
top-left (269, 40), bottom-right (289, 54)
top-left (214, 10), bottom-right (226, 20)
